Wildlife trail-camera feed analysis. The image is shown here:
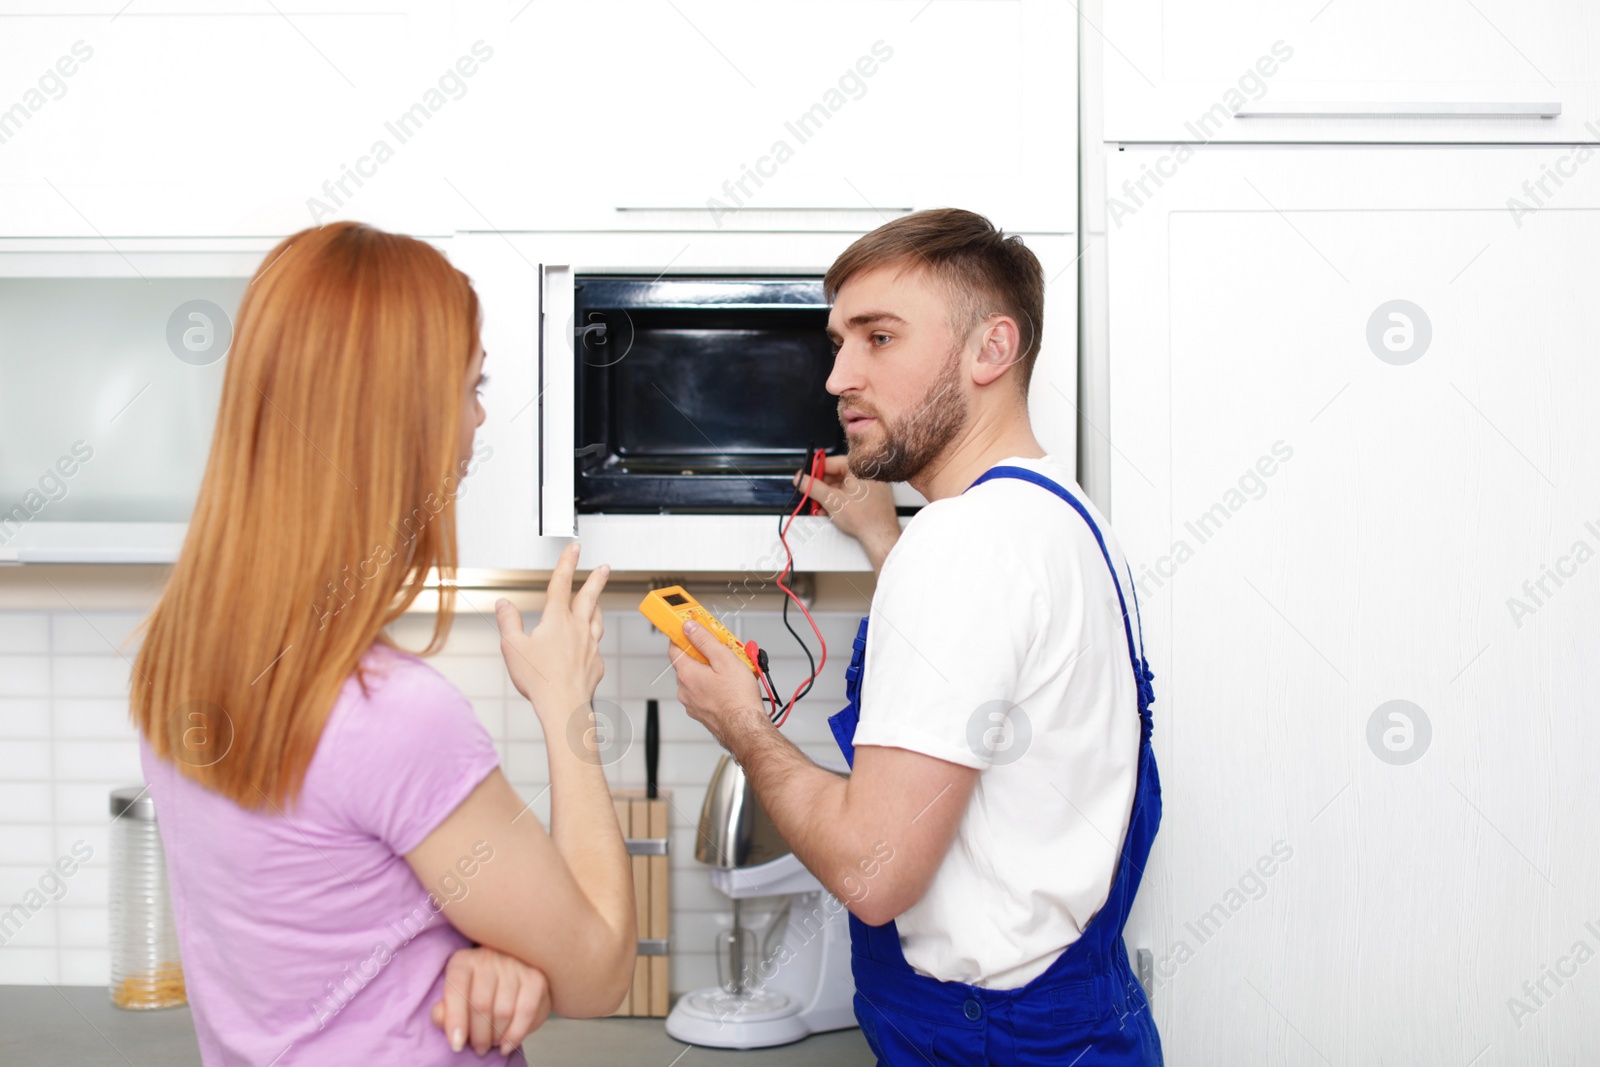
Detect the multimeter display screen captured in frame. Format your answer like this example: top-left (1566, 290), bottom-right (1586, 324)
top-left (663, 593), bottom-right (689, 606)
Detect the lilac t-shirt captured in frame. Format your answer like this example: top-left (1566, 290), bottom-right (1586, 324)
top-left (140, 643), bottom-right (523, 1066)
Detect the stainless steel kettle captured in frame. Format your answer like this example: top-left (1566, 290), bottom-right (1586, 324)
top-left (694, 753), bottom-right (789, 869)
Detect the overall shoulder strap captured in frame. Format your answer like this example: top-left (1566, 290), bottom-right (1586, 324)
top-left (966, 466), bottom-right (1156, 731)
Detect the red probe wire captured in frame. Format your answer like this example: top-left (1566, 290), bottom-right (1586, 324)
top-left (767, 448), bottom-right (830, 728)
top-left (806, 446), bottom-right (828, 515)
top-left (757, 668), bottom-right (782, 719)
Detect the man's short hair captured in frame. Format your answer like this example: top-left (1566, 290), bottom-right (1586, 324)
top-left (823, 208), bottom-right (1045, 392)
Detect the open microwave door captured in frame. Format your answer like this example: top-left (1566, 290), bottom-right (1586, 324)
top-left (539, 263), bottom-right (577, 537)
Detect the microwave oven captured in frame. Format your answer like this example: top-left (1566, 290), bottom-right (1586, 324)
top-left (573, 275), bottom-right (847, 513)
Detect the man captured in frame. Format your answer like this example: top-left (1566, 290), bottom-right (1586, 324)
top-left (667, 208), bottom-right (1162, 1065)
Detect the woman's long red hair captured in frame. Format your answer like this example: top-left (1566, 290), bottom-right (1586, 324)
top-left (130, 222), bottom-right (478, 809)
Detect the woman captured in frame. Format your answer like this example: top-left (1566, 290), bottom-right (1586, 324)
top-left (130, 222), bottom-right (635, 1064)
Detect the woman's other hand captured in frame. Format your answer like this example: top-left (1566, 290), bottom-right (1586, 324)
top-left (495, 543), bottom-right (609, 722)
top-left (431, 945), bottom-right (552, 1056)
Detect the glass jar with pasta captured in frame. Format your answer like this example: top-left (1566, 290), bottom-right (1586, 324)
top-left (109, 786), bottom-right (185, 1010)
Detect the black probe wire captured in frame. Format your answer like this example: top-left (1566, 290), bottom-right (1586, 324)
top-left (758, 649), bottom-right (784, 725)
top-left (776, 459), bottom-right (821, 712)
top-left (779, 522), bottom-right (818, 702)
top-left (758, 651), bottom-right (784, 723)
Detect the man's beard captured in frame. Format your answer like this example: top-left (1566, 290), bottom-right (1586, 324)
top-left (844, 346), bottom-right (968, 484)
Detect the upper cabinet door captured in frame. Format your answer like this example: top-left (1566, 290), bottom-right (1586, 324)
top-left (446, 0), bottom-right (1074, 233)
top-left (1106, 144), bottom-right (1600, 1059)
top-left (538, 263), bottom-right (577, 539)
top-left (448, 233), bottom-right (544, 569)
top-left (0, 240), bottom-right (269, 562)
top-left (1104, 0), bottom-right (1599, 143)
top-left (0, 1), bottom-right (448, 237)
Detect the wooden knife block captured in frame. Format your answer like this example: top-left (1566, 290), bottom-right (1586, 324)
top-left (610, 789), bottom-right (670, 1017)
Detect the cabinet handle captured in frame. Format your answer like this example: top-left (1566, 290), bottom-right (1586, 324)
top-left (613, 205), bottom-right (914, 213)
top-left (1235, 101), bottom-right (1561, 119)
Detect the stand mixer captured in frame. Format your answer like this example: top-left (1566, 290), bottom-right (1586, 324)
top-left (665, 753), bottom-right (858, 1048)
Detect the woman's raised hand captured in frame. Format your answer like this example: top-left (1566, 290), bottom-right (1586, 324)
top-left (495, 543), bottom-right (609, 721)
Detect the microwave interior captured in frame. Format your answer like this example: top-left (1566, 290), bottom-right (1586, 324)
top-left (573, 275), bottom-right (846, 513)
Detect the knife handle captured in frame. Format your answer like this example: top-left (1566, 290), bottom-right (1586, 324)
top-left (645, 699), bottom-right (659, 799)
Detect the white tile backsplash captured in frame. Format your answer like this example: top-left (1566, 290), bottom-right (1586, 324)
top-left (53, 784), bottom-right (115, 825)
top-left (0, 614), bottom-right (49, 655)
top-left (503, 705), bottom-right (545, 742)
top-left (0, 783), bottom-right (52, 822)
top-left (50, 657), bottom-right (133, 699)
top-left (61, 864), bottom-right (109, 908)
top-left (53, 740), bottom-right (142, 783)
top-left (614, 655), bottom-right (682, 701)
top-left (0, 741), bottom-right (52, 780)
top-left (0, 947), bottom-right (57, 983)
top-left (0, 914), bottom-right (57, 949)
top-left (52, 700), bottom-right (137, 740)
top-left (429, 654), bottom-right (509, 699)
top-left (50, 612), bottom-right (146, 657)
top-left (0, 699), bottom-right (51, 738)
top-left (469, 697), bottom-right (505, 741)
top-left (501, 741), bottom-right (549, 785)
top-left (55, 827), bottom-right (110, 868)
top-left (0, 825), bottom-right (55, 866)
top-left (615, 612), bottom-right (667, 657)
top-left (0, 865), bottom-right (64, 900)
top-left (671, 952), bottom-right (719, 998)
top-left (58, 948), bottom-right (110, 985)
top-left (0, 605), bottom-right (863, 993)
top-left (56, 907), bottom-right (107, 948)
top-left (0, 656), bottom-right (51, 697)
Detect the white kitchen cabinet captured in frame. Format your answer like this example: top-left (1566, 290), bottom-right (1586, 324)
top-left (0, 239), bottom-right (269, 562)
top-left (445, 232), bottom-right (550, 569)
top-left (0, 1), bottom-right (452, 237)
top-left (3, 1), bottom-right (1075, 238)
top-left (453, 228), bottom-right (1077, 572)
top-left (0, 234), bottom-right (461, 563)
top-left (443, 0), bottom-right (1074, 233)
top-left (1, 225), bottom-right (1074, 569)
top-left (1104, 0), bottom-right (1600, 143)
top-left (1108, 145), bottom-right (1600, 1064)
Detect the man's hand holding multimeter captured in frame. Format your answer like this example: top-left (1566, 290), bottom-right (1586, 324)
top-left (640, 586), bottom-right (761, 674)
top-left (649, 457), bottom-right (836, 736)
top-left (645, 586), bottom-right (773, 749)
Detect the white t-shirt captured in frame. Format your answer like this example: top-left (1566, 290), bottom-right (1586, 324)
top-left (851, 453), bottom-right (1144, 990)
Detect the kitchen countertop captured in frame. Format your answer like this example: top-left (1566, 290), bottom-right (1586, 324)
top-left (0, 986), bottom-right (878, 1065)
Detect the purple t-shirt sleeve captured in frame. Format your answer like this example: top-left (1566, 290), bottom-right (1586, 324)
top-left (330, 651), bottom-right (502, 855)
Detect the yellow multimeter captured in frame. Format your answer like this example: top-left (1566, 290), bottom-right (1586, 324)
top-left (640, 586), bottom-right (760, 675)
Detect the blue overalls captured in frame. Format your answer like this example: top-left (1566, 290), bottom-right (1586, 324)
top-left (826, 465), bottom-right (1164, 1066)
